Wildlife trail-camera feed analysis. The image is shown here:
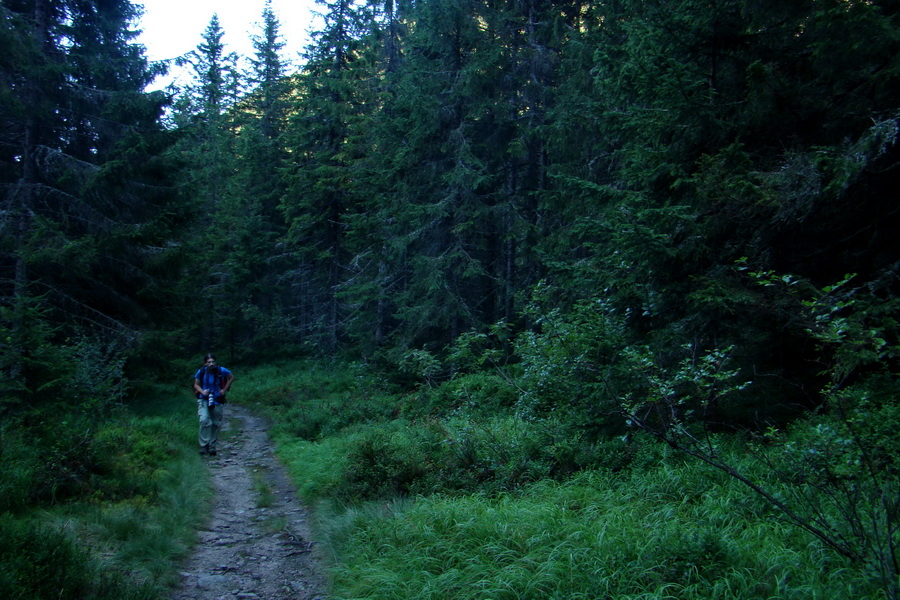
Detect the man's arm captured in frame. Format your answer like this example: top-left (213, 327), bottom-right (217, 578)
top-left (222, 373), bottom-right (234, 393)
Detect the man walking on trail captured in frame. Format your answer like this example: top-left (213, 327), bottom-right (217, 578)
top-left (193, 353), bottom-right (234, 456)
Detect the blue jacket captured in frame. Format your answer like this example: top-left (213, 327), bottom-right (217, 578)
top-left (194, 366), bottom-right (233, 403)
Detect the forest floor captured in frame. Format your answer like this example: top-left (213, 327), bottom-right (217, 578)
top-left (171, 404), bottom-right (329, 600)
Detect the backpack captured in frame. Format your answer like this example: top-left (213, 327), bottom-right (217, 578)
top-left (193, 366), bottom-right (229, 399)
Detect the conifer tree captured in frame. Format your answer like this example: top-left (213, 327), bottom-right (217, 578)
top-left (1, 0), bottom-right (181, 398)
top-left (221, 2), bottom-right (297, 358)
top-left (324, 0), bottom-right (411, 353)
top-left (580, 0), bottom-right (900, 415)
top-left (170, 14), bottom-right (244, 353)
top-left (248, 0), bottom-right (288, 142)
top-left (362, 0), bottom-right (495, 350)
top-left (346, 0), bottom-right (567, 353)
top-left (281, 0), bottom-right (376, 352)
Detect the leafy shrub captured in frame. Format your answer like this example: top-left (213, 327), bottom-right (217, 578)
top-left (327, 465), bottom-right (869, 600)
top-left (244, 359), bottom-right (365, 408)
top-left (67, 336), bottom-right (128, 410)
top-left (616, 269), bottom-right (900, 598)
top-left (337, 422), bottom-right (448, 501)
top-left (2, 410), bottom-right (187, 508)
top-left (513, 289), bottom-right (634, 437)
top-left (411, 372), bottom-right (518, 418)
top-left (28, 412), bottom-right (106, 504)
top-left (645, 526), bottom-right (731, 586)
top-left (86, 417), bottom-right (181, 501)
top-left (442, 416), bottom-right (621, 490)
top-left (761, 377), bottom-right (900, 591)
top-left (331, 415), bottom-right (627, 503)
top-left (244, 360), bottom-right (396, 440)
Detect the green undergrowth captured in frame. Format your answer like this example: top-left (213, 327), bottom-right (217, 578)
top-left (240, 359), bottom-right (399, 440)
top-left (0, 380), bottom-right (211, 600)
top-left (238, 360), bottom-right (889, 599)
top-left (327, 469), bottom-right (858, 600)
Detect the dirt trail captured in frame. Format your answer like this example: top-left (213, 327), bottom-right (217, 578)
top-left (172, 404), bottom-right (328, 600)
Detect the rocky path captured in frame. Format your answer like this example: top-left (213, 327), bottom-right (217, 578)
top-left (172, 404), bottom-right (328, 600)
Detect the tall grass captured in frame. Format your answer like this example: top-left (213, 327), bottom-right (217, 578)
top-left (0, 514), bottom-right (161, 600)
top-left (243, 360), bottom-right (890, 600)
top-left (239, 359), bottom-right (399, 441)
top-left (274, 431), bottom-right (358, 502)
top-left (327, 467), bottom-right (868, 599)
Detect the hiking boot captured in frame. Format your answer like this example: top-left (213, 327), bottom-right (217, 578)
top-left (199, 445), bottom-right (209, 455)
top-left (209, 448), bottom-right (217, 456)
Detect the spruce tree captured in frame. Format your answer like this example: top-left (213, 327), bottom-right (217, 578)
top-left (222, 2), bottom-right (297, 358)
top-left (578, 0), bottom-right (900, 420)
top-left (0, 0), bottom-right (181, 387)
top-left (170, 14), bottom-right (243, 354)
top-left (281, 0), bottom-right (375, 352)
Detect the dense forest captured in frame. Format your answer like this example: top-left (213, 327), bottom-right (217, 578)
top-left (2, 0), bottom-right (900, 598)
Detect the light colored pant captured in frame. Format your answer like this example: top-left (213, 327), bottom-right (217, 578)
top-left (198, 399), bottom-right (224, 451)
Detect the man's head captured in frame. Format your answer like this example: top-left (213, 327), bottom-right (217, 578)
top-left (204, 353), bottom-right (219, 372)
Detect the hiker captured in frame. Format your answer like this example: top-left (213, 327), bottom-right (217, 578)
top-left (193, 353), bottom-right (234, 456)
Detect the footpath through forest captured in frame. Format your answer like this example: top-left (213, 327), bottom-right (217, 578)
top-left (171, 405), bottom-right (328, 600)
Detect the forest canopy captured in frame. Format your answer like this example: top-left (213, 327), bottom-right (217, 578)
top-left (2, 0), bottom-right (897, 381)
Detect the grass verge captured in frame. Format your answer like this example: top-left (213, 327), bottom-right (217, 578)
top-left (0, 380), bottom-right (212, 599)
top-left (237, 359), bottom-right (890, 599)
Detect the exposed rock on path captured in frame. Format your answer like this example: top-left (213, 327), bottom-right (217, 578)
top-left (172, 404), bottom-right (328, 600)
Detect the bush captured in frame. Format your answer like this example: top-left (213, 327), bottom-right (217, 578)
top-left (329, 415), bottom-right (627, 503)
top-left (337, 422), bottom-right (448, 501)
top-left (410, 372), bottom-right (518, 419)
top-left (86, 416), bottom-right (181, 502)
top-left (442, 416), bottom-right (615, 490)
top-left (13, 412), bottom-right (185, 506)
top-left (28, 412), bottom-right (105, 504)
top-left (242, 360), bottom-right (399, 441)
top-left (512, 291), bottom-right (634, 437)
